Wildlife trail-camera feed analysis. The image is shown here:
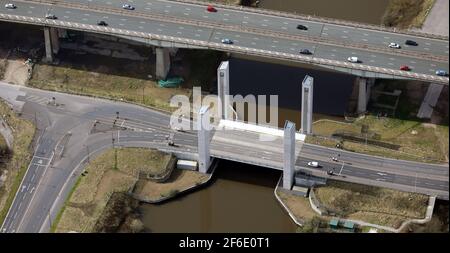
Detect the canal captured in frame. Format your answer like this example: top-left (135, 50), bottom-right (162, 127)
top-left (140, 161), bottom-right (297, 232)
top-left (139, 1), bottom-right (392, 232)
top-left (259, 0), bottom-right (390, 25)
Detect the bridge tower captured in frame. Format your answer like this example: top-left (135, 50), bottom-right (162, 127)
top-left (217, 61), bottom-right (230, 120)
top-left (283, 121), bottom-right (296, 190)
top-left (197, 105), bottom-right (211, 173)
top-left (301, 75), bottom-right (314, 134)
top-left (356, 77), bottom-right (375, 114)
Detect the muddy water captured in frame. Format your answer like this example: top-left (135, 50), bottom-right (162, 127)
top-left (139, 161), bottom-right (297, 232)
top-left (259, 0), bottom-right (390, 25)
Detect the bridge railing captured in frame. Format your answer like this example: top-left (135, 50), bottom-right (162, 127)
top-left (17, 0), bottom-right (448, 62)
top-left (0, 13), bottom-right (448, 84)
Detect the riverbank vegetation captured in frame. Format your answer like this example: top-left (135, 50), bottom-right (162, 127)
top-left (382, 0), bottom-right (435, 28)
top-left (313, 181), bottom-right (429, 228)
top-left (0, 100), bottom-right (35, 226)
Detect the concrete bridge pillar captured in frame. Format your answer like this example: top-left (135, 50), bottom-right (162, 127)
top-left (283, 121), bottom-right (296, 190)
top-left (301, 75), bottom-right (314, 134)
top-left (155, 47), bottom-right (171, 80)
top-left (357, 77), bottom-right (375, 114)
top-left (197, 106), bottom-right (211, 173)
top-left (417, 83), bottom-right (444, 119)
top-left (43, 27), bottom-right (60, 63)
top-left (217, 61), bottom-right (230, 120)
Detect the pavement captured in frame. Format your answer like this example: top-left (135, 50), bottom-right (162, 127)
top-left (420, 0), bottom-right (449, 37)
top-left (0, 81), bottom-right (448, 233)
top-left (0, 0), bottom-right (448, 81)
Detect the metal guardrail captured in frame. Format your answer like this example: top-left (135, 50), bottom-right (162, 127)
top-left (20, 0), bottom-right (448, 62)
top-left (0, 13), bottom-right (448, 84)
top-left (170, 0), bottom-right (450, 41)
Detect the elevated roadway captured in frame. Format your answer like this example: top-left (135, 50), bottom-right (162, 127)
top-left (0, 0), bottom-right (448, 83)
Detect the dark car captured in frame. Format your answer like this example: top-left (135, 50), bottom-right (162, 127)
top-left (299, 49), bottom-right (312, 55)
top-left (405, 40), bottom-right (418, 46)
top-left (296, 24), bottom-right (308, 30)
top-left (97, 20), bottom-right (108, 26)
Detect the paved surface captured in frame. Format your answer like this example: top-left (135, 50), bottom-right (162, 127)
top-left (420, 0), bottom-right (449, 37)
top-left (0, 0), bottom-right (448, 83)
top-left (0, 81), bottom-right (448, 233)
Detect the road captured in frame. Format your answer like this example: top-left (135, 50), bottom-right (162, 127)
top-left (419, 0), bottom-right (449, 37)
top-left (0, 81), bottom-right (448, 233)
top-left (0, 0), bottom-right (448, 83)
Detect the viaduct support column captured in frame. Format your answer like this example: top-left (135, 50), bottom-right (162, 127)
top-left (357, 77), bottom-right (375, 114)
top-left (43, 27), bottom-right (53, 63)
top-left (417, 83), bottom-right (444, 119)
top-left (43, 27), bottom-right (60, 63)
top-left (217, 61), bottom-right (230, 120)
top-left (283, 121), bottom-right (296, 190)
top-left (155, 47), bottom-right (171, 80)
top-left (197, 106), bottom-right (211, 173)
top-left (301, 75), bottom-right (314, 134)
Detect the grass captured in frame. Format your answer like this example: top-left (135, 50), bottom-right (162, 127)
top-left (0, 100), bottom-right (35, 226)
top-left (382, 0), bottom-right (435, 28)
top-left (28, 61), bottom-right (191, 112)
top-left (53, 147), bottom-right (172, 233)
top-left (307, 116), bottom-right (447, 163)
top-left (50, 176), bottom-right (82, 233)
top-left (276, 189), bottom-right (317, 222)
top-left (314, 180), bottom-right (429, 228)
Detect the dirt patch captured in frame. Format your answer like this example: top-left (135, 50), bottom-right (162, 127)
top-left (2, 59), bottom-right (29, 85)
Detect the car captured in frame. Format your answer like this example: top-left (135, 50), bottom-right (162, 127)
top-left (296, 24), bottom-right (308, 30)
top-left (307, 161), bottom-right (319, 168)
top-left (435, 70), bottom-right (448, 76)
top-left (388, 42), bottom-right (401, 49)
top-left (326, 170), bottom-right (334, 176)
top-left (97, 20), bottom-right (108, 26)
top-left (45, 13), bottom-right (57, 19)
top-left (405, 40), bottom-right (418, 46)
top-left (400, 65), bottom-right (411, 71)
top-left (206, 5), bottom-right (217, 12)
top-left (299, 49), bottom-right (312, 55)
top-left (331, 157), bottom-right (338, 162)
top-left (122, 4), bottom-right (135, 10)
top-left (4, 3), bottom-right (16, 9)
top-left (347, 56), bottom-right (359, 63)
top-left (221, 38), bottom-right (233, 44)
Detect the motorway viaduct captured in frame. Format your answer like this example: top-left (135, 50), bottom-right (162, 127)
top-left (0, 0), bottom-right (449, 84)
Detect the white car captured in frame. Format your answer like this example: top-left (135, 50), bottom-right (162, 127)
top-left (388, 42), bottom-right (401, 49)
top-left (307, 161), bottom-right (319, 168)
top-left (5, 3), bottom-right (16, 9)
top-left (122, 4), bottom-right (135, 10)
top-left (347, 56), bottom-right (359, 63)
top-left (45, 13), bottom-right (57, 19)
